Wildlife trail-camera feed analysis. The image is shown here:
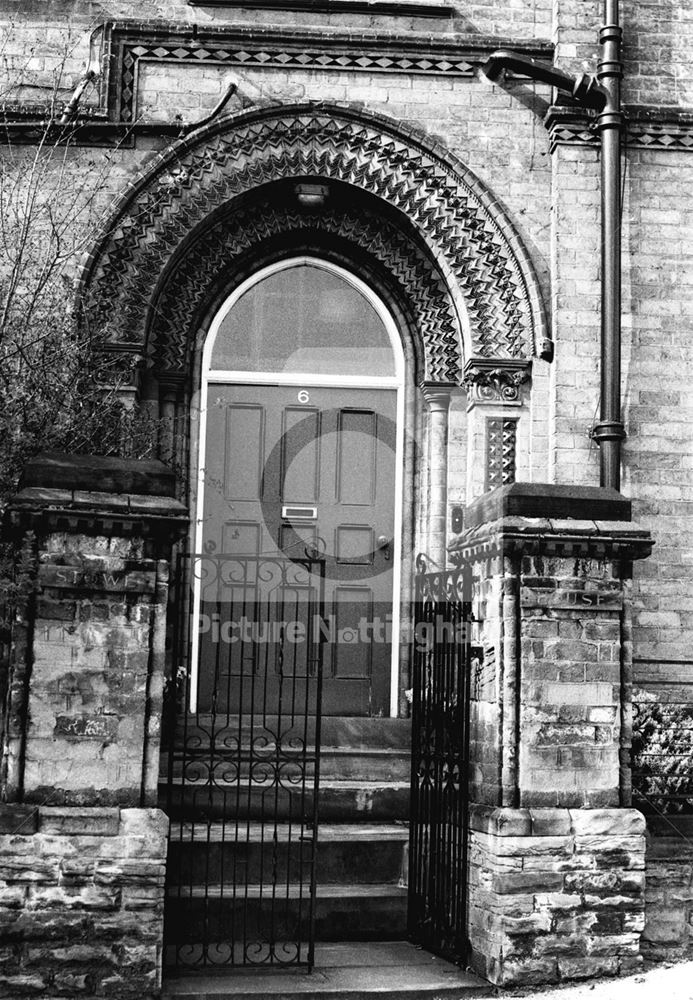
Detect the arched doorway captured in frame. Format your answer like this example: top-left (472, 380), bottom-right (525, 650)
top-left (78, 104), bottom-right (549, 976)
top-left (191, 256), bottom-right (405, 718)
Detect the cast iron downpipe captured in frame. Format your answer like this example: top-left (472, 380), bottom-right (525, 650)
top-left (479, 1), bottom-right (625, 490)
top-left (593, 0), bottom-right (626, 491)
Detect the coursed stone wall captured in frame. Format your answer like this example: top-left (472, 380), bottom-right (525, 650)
top-left (642, 838), bottom-right (693, 962)
top-left (0, 806), bottom-right (168, 999)
top-left (468, 806), bottom-right (646, 987)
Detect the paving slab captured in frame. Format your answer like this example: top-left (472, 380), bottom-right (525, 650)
top-left (162, 941), bottom-right (491, 1000)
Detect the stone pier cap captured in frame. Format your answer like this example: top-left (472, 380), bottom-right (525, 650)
top-left (449, 482), bottom-right (653, 562)
top-left (7, 451), bottom-right (188, 537)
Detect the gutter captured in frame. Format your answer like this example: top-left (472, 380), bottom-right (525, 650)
top-left (477, 0), bottom-right (625, 490)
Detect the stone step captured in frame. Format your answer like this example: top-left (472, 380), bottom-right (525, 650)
top-left (169, 716), bottom-right (411, 751)
top-left (162, 747), bottom-right (411, 781)
top-left (162, 941), bottom-right (488, 998)
top-left (162, 780), bottom-right (410, 822)
top-left (168, 822), bottom-right (409, 842)
top-left (162, 941), bottom-right (489, 998)
top-left (166, 822), bottom-right (408, 886)
top-left (164, 883), bottom-right (408, 945)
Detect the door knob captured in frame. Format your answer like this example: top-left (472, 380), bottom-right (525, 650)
top-left (376, 535), bottom-right (392, 561)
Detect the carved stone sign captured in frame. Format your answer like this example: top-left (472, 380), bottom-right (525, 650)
top-left (54, 714), bottom-right (119, 741)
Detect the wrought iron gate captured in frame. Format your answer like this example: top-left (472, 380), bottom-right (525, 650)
top-left (164, 553), bottom-right (325, 970)
top-left (408, 559), bottom-right (473, 964)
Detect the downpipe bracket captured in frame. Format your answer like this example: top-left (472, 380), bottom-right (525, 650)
top-left (591, 421), bottom-right (626, 444)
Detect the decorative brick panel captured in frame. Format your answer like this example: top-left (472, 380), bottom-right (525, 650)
top-left (486, 418), bottom-right (518, 491)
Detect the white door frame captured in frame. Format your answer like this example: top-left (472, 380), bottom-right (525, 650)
top-left (191, 257), bottom-right (406, 717)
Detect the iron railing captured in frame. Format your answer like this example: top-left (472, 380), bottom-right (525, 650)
top-left (164, 552), bottom-right (325, 971)
top-left (408, 559), bottom-right (472, 965)
top-left (632, 681), bottom-right (693, 830)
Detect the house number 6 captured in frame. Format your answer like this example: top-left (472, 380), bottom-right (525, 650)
top-left (298, 390), bottom-right (310, 404)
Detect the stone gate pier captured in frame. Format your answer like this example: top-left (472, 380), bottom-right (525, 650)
top-left (0, 467), bottom-right (657, 994)
top-left (449, 484), bottom-right (653, 986)
top-left (0, 454), bottom-right (187, 998)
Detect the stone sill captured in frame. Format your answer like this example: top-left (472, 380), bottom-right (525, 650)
top-left (0, 804), bottom-right (168, 838)
top-left (470, 805), bottom-right (646, 838)
top-left (7, 491), bottom-right (188, 540)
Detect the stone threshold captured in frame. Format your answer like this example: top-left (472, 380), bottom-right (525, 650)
top-left (162, 941), bottom-right (490, 999)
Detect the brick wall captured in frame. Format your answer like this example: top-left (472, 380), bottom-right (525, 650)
top-left (553, 0), bottom-right (693, 107)
top-left (14, 0), bottom-right (685, 529)
top-left (520, 552), bottom-right (625, 808)
top-left (1, 4), bottom-right (692, 531)
top-left (549, 144), bottom-right (601, 487)
top-left (620, 147), bottom-right (693, 669)
top-left (14, 533), bottom-right (167, 807)
top-left (0, 806), bottom-right (167, 999)
top-left (460, 527), bottom-right (642, 812)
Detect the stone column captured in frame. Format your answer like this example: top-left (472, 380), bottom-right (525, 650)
top-left (1, 452), bottom-right (187, 997)
top-left (449, 482), bottom-right (653, 987)
top-left (421, 384), bottom-right (451, 568)
top-left (159, 374), bottom-right (183, 468)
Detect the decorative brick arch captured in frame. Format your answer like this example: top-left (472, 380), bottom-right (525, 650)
top-left (149, 192), bottom-right (459, 382)
top-left (80, 103), bottom-right (548, 385)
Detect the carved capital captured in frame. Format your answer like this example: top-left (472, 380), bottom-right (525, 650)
top-left (420, 382), bottom-right (455, 412)
top-left (158, 370), bottom-right (187, 400)
top-left (463, 359), bottom-right (531, 406)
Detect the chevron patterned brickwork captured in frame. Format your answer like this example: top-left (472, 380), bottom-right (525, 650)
top-left (82, 106), bottom-right (546, 385)
top-left (485, 417), bottom-right (517, 490)
top-left (149, 195), bottom-right (461, 380)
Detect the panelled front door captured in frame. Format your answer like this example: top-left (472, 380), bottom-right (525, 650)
top-left (198, 383), bottom-right (398, 716)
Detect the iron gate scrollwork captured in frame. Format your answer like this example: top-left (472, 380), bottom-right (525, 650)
top-left (164, 552), bottom-right (325, 971)
top-left (408, 558), bottom-right (473, 965)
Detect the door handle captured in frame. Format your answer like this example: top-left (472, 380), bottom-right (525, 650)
top-left (376, 535), bottom-right (392, 561)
